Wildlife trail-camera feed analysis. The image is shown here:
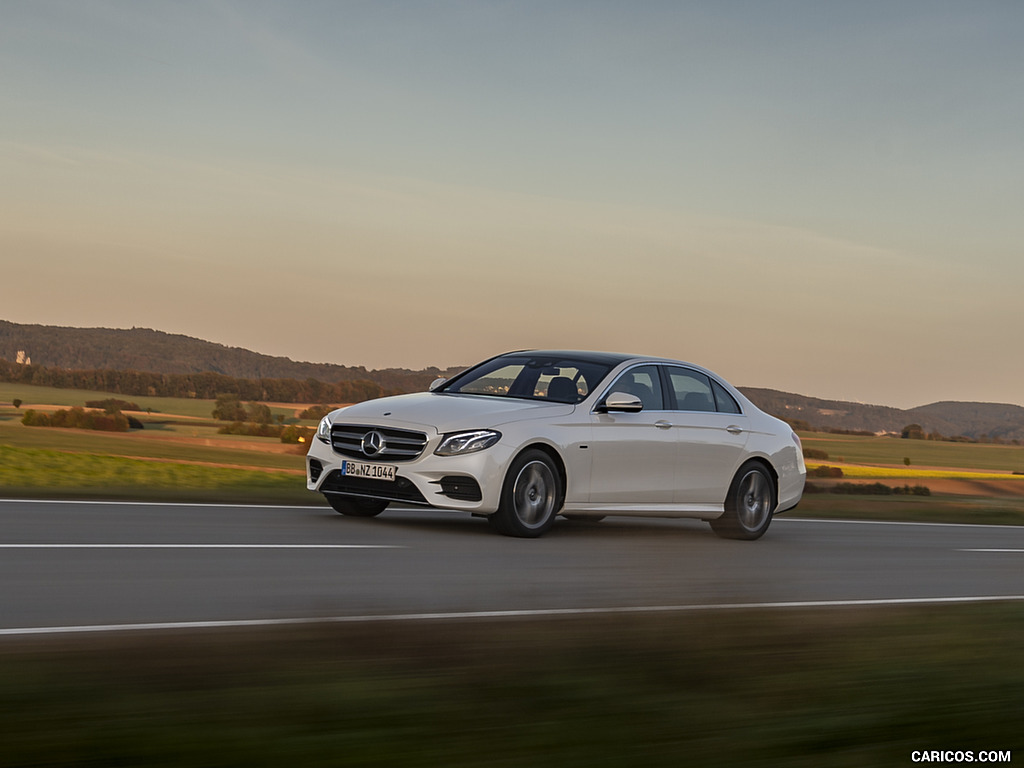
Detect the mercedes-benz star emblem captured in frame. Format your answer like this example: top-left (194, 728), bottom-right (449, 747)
top-left (361, 430), bottom-right (386, 457)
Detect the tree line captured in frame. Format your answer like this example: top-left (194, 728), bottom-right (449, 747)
top-left (22, 407), bottom-right (136, 432)
top-left (0, 357), bottom-right (404, 404)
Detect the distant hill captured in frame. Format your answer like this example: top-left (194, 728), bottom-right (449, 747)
top-left (2, 319), bottom-right (1022, 441)
top-left (740, 388), bottom-right (1024, 443)
top-left (0, 319), bottom-right (462, 391)
top-left (905, 401), bottom-right (1024, 443)
top-left (739, 388), bottom-right (908, 434)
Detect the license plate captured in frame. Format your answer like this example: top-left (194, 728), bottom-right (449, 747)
top-left (340, 460), bottom-right (396, 482)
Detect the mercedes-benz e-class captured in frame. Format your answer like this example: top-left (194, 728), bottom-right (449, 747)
top-left (306, 350), bottom-right (805, 539)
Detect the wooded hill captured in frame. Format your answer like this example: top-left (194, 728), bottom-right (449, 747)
top-left (741, 388), bottom-right (1024, 443)
top-left (2, 319), bottom-right (1022, 441)
top-left (0, 320), bottom-right (463, 396)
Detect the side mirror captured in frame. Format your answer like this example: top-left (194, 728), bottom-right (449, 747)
top-left (428, 377), bottom-right (448, 392)
top-left (600, 391), bottom-right (644, 413)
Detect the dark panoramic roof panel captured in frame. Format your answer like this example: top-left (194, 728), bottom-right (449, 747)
top-left (499, 349), bottom-right (639, 367)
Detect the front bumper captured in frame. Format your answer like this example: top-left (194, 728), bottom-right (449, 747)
top-left (306, 434), bottom-right (511, 514)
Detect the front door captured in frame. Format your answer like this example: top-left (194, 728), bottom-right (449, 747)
top-left (588, 365), bottom-right (677, 504)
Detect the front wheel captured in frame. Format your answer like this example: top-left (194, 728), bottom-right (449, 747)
top-left (325, 495), bottom-right (389, 517)
top-left (710, 462), bottom-right (775, 540)
top-left (488, 450), bottom-right (562, 538)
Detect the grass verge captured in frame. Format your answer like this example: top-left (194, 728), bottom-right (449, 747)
top-left (1, 442), bottom-right (1022, 521)
top-left (0, 445), bottom-right (313, 506)
top-left (0, 420), bottom-right (306, 471)
top-left (2, 605), bottom-right (1022, 766)
top-left (787, 492), bottom-right (1024, 526)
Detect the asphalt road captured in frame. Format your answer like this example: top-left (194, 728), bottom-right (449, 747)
top-left (2, 499), bottom-right (1024, 635)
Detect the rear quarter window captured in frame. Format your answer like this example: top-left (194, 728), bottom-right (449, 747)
top-left (711, 379), bottom-right (742, 414)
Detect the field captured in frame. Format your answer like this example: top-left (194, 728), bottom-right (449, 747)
top-left (0, 383), bottom-right (316, 504)
top-left (800, 431), bottom-right (1024, 474)
top-left (793, 432), bottom-right (1024, 525)
top-left (0, 381), bottom-right (306, 421)
top-left (2, 383), bottom-right (1024, 521)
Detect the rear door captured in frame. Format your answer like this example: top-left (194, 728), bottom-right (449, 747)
top-left (664, 367), bottom-right (750, 504)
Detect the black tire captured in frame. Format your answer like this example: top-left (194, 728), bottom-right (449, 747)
top-left (325, 495), bottom-right (389, 517)
top-left (488, 449), bottom-right (562, 538)
top-left (710, 462), bottom-right (775, 540)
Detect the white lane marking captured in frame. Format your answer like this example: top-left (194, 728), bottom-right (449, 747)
top-left (4, 595), bottom-right (1024, 638)
top-left (776, 517), bottom-right (1024, 531)
top-left (0, 544), bottom-right (401, 549)
top-left (0, 499), bottom-right (321, 510)
top-left (959, 549), bottom-right (1024, 553)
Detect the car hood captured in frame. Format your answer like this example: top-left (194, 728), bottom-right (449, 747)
top-left (329, 392), bottom-right (576, 434)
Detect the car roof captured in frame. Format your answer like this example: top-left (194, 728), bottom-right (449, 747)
top-left (501, 349), bottom-right (674, 367)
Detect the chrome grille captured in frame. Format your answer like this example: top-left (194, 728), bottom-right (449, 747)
top-left (330, 424), bottom-right (428, 461)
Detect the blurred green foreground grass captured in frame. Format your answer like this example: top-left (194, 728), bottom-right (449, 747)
top-left (2, 606), bottom-right (1022, 767)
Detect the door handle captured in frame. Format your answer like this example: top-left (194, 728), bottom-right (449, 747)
top-left (726, 425), bottom-right (744, 435)
top-left (654, 420), bottom-right (673, 430)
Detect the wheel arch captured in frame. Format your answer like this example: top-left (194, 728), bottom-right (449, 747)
top-left (730, 456), bottom-right (779, 508)
top-left (711, 456), bottom-right (778, 540)
top-left (515, 441), bottom-right (568, 508)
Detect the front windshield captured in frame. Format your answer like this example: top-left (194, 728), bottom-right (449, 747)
top-left (438, 354), bottom-right (616, 404)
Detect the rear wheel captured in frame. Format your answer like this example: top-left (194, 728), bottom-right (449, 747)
top-left (325, 495), bottom-right (389, 517)
top-left (488, 450), bottom-right (562, 538)
top-left (710, 462), bottom-right (775, 540)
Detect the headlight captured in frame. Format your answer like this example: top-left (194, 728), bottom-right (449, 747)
top-left (316, 417), bottom-right (332, 443)
top-left (434, 430), bottom-right (501, 456)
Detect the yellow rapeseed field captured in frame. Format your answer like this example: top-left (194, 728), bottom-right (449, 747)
top-left (806, 463), bottom-right (1024, 481)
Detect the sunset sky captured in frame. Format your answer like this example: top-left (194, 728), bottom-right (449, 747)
top-left (2, 1), bottom-right (1022, 409)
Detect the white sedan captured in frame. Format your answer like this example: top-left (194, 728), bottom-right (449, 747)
top-left (306, 350), bottom-right (805, 539)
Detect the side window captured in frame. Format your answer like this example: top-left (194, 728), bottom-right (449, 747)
top-left (711, 379), bottom-right (742, 414)
top-left (667, 369), bottom-right (715, 412)
top-left (609, 365), bottom-right (664, 410)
